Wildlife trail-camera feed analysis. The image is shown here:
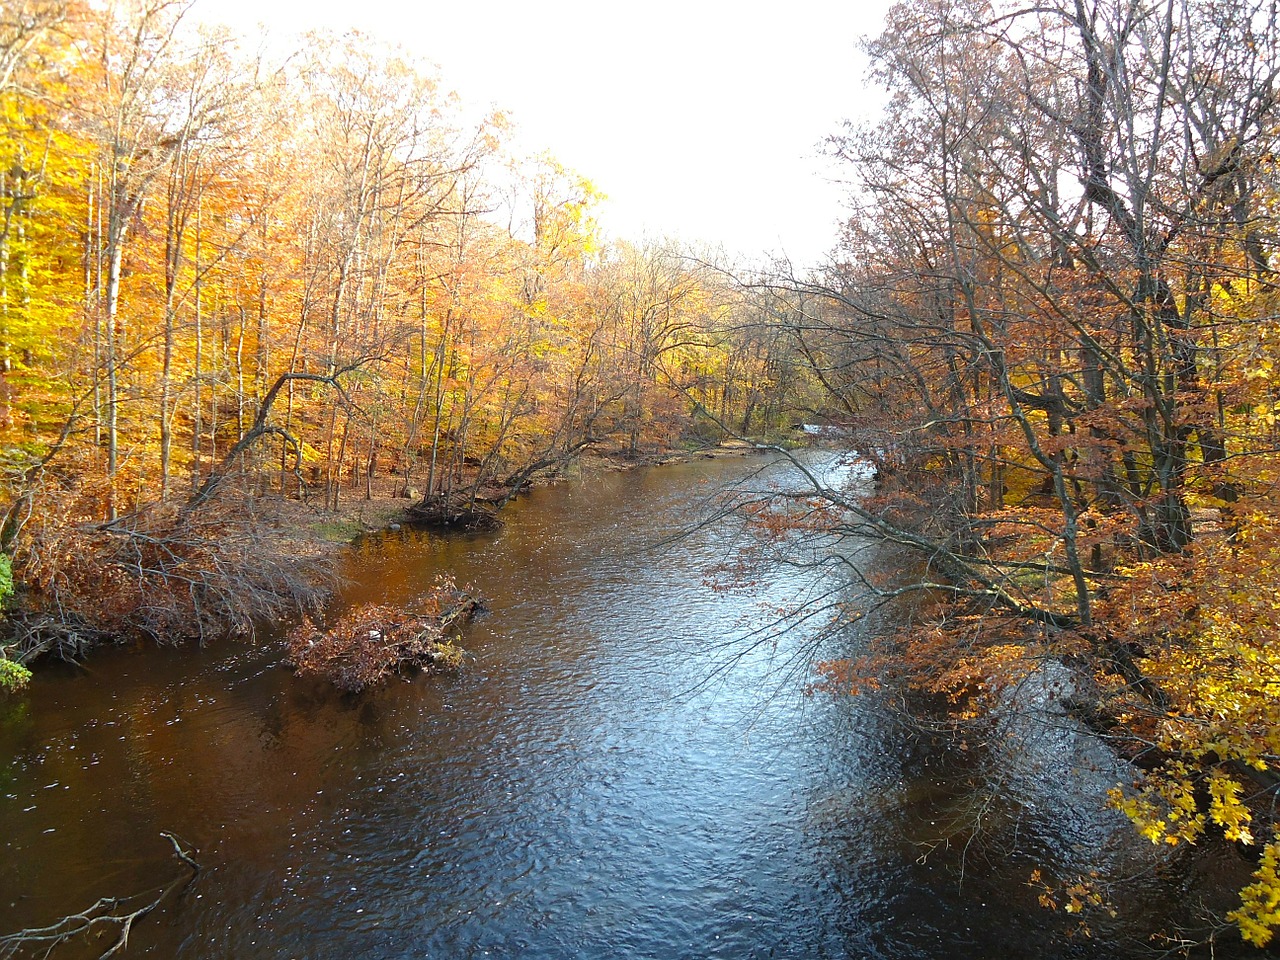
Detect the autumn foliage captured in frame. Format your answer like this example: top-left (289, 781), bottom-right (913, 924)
top-left (0, 2), bottom-right (806, 656)
top-left (10, 0), bottom-right (1280, 947)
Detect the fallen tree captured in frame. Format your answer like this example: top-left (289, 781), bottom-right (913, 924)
top-left (405, 493), bottom-right (501, 532)
top-left (285, 578), bottom-right (481, 693)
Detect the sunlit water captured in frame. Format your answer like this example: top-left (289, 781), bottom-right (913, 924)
top-left (0, 452), bottom-right (1237, 958)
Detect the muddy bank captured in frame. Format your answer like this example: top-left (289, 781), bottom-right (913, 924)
top-left (0, 440), bottom-right (774, 673)
top-left (278, 439), bottom-right (769, 550)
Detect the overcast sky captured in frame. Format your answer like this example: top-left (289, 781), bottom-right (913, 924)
top-left (198, 0), bottom-right (893, 266)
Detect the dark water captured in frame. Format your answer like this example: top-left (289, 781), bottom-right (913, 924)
top-left (0, 453), bottom-right (1237, 958)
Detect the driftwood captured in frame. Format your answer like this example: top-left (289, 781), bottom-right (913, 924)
top-left (286, 579), bottom-right (482, 693)
top-left (0, 832), bottom-right (198, 960)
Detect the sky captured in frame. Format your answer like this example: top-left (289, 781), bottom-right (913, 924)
top-left (197, 0), bottom-right (894, 267)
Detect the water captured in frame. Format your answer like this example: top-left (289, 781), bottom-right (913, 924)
top-left (0, 453), bottom-right (1240, 958)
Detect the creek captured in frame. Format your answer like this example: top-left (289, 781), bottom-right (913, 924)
top-left (0, 452), bottom-right (1228, 957)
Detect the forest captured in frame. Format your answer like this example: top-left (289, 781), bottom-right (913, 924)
top-left (5, 0), bottom-right (1280, 952)
top-left (0, 0), bottom-right (806, 665)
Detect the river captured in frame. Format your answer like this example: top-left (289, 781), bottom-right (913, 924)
top-left (0, 452), bottom-right (1242, 958)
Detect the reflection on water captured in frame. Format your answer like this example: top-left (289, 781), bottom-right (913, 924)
top-left (0, 453), bottom-right (1224, 958)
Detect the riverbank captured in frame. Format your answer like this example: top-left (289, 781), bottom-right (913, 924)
top-left (0, 438), bottom-right (777, 676)
top-left (275, 438), bottom-right (770, 558)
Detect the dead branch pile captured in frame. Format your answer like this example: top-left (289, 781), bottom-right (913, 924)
top-left (405, 494), bottom-right (501, 531)
top-left (9, 479), bottom-right (335, 659)
top-left (285, 578), bottom-right (481, 693)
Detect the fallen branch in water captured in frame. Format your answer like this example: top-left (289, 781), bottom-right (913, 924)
top-left (405, 494), bottom-right (501, 531)
top-left (0, 831), bottom-right (199, 960)
top-left (286, 577), bottom-right (482, 693)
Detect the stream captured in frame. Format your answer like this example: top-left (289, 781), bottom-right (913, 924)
top-left (0, 452), bottom-right (1235, 957)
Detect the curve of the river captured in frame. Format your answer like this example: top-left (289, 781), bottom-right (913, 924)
top-left (0, 452), bottom-right (1235, 958)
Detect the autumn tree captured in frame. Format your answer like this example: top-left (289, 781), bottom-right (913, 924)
top-left (738, 0), bottom-right (1280, 947)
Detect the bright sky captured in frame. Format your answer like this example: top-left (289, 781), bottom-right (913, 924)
top-left (198, 0), bottom-right (893, 267)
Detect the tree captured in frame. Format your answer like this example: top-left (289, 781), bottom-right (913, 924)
top-left (744, 0), bottom-right (1280, 946)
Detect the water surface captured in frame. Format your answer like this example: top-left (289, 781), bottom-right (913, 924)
top-left (0, 453), bottom-right (1222, 957)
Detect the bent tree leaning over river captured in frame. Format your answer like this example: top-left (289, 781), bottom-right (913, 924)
top-left (733, 0), bottom-right (1280, 950)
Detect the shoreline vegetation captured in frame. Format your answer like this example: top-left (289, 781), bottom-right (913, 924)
top-left (1, 435), bottom-right (774, 686)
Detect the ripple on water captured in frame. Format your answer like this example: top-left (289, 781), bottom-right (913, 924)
top-left (0, 454), bottom-right (1206, 958)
